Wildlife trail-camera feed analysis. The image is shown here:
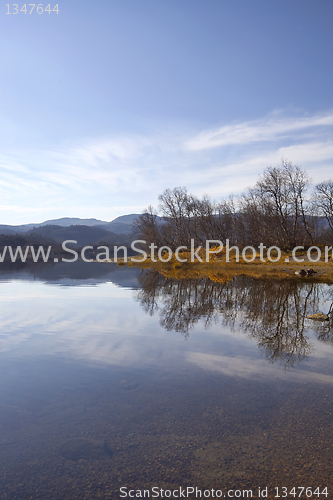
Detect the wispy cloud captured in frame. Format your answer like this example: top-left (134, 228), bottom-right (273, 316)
top-left (1, 109), bottom-right (333, 224)
top-left (184, 111), bottom-right (333, 151)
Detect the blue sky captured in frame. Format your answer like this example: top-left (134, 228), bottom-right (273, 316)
top-left (1, 0), bottom-right (333, 224)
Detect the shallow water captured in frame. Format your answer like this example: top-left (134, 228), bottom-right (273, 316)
top-left (0, 263), bottom-right (332, 499)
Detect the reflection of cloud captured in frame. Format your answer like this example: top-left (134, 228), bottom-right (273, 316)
top-left (0, 281), bottom-right (183, 369)
top-left (1, 280), bottom-right (333, 382)
top-left (186, 352), bottom-right (333, 385)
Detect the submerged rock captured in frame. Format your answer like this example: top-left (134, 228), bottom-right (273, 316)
top-left (120, 379), bottom-right (140, 391)
top-left (307, 313), bottom-right (329, 321)
top-left (60, 438), bottom-right (113, 461)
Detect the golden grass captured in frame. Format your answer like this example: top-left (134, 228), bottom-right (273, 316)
top-left (122, 247), bottom-right (333, 283)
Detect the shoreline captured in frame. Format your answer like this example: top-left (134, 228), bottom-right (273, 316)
top-left (119, 255), bottom-right (333, 284)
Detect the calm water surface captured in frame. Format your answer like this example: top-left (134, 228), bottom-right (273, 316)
top-left (0, 263), bottom-right (332, 499)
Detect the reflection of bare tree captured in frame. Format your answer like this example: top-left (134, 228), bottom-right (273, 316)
top-left (308, 287), bottom-right (333, 345)
top-left (137, 271), bottom-right (234, 336)
top-left (137, 270), bottom-right (165, 317)
top-left (136, 270), bottom-right (332, 367)
top-left (238, 281), bottom-right (314, 367)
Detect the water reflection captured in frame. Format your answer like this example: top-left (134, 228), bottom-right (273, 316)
top-left (136, 271), bottom-right (333, 367)
top-left (0, 266), bottom-right (333, 498)
top-left (0, 261), bottom-right (141, 288)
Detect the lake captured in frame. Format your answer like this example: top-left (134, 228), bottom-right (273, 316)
top-left (0, 263), bottom-right (332, 499)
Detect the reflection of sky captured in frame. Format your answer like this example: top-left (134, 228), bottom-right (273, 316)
top-left (0, 280), bottom-right (333, 385)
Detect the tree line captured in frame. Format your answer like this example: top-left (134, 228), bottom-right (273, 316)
top-left (135, 159), bottom-right (333, 250)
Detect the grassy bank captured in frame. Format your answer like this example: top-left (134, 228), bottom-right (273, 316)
top-left (116, 247), bottom-right (333, 284)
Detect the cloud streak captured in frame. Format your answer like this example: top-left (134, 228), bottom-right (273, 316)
top-left (1, 109), bottom-right (333, 224)
top-left (184, 111), bottom-right (333, 150)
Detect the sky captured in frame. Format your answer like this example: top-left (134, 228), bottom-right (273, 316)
top-left (1, 0), bottom-right (333, 225)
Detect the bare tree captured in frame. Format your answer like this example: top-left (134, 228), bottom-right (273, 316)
top-left (135, 160), bottom-right (320, 252)
top-left (158, 187), bottom-right (194, 248)
top-left (215, 197), bottom-right (237, 243)
top-left (254, 159), bottom-right (311, 247)
top-left (282, 160), bottom-right (313, 244)
top-left (238, 187), bottom-right (275, 246)
top-left (133, 205), bottom-right (164, 250)
top-left (313, 180), bottom-right (333, 234)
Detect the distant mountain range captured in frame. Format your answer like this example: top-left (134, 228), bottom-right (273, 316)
top-left (0, 214), bottom-right (162, 247)
top-left (0, 214), bottom-right (140, 234)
